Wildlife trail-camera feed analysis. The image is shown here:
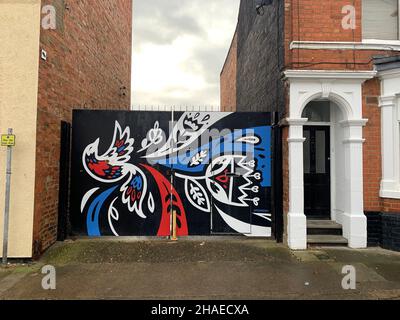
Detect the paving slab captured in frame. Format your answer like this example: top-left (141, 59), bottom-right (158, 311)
top-left (0, 239), bottom-right (399, 300)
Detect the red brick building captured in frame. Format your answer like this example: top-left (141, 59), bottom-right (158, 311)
top-left (221, 0), bottom-right (400, 251)
top-left (0, 0), bottom-right (132, 258)
top-left (220, 31), bottom-right (238, 112)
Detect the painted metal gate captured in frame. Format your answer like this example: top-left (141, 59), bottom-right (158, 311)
top-left (70, 110), bottom-right (280, 238)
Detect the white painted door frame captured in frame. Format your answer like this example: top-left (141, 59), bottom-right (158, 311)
top-left (284, 70), bottom-right (376, 250)
top-left (302, 119), bottom-right (334, 221)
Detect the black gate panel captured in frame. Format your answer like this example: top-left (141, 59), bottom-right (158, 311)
top-left (57, 121), bottom-right (71, 241)
top-left (70, 111), bottom-right (274, 237)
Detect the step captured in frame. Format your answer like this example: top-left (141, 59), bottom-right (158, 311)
top-left (307, 235), bottom-right (348, 246)
top-left (307, 220), bottom-right (342, 229)
top-left (307, 220), bottom-right (343, 236)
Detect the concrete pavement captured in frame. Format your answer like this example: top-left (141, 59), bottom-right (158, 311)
top-left (0, 239), bottom-right (399, 299)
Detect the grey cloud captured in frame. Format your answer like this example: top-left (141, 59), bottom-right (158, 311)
top-left (134, 0), bottom-right (205, 45)
top-left (132, 0), bottom-right (239, 106)
top-left (133, 83), bottom-right (220, 107)
top-left (184, 44), bottom-right (230, 83)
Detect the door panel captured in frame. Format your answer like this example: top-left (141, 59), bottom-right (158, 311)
top-left (304, 126), bottom-right (331, 219)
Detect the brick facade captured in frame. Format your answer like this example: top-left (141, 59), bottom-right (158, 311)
top-left (237, 0), bottom-right (285, 113)
top-left (362, 78), bottom-right (383, 212)
top-left (220, 31), bottom-right (237, 112)
top-left (283, 0), bottom-right (398, 71)
top-left (33, 0), bottom-right (132, 256)
top-left (382, 213), bottom-right (400, 251)
top-left (220, 0), bottom-right (285, 114)
top-left (282, 0), bottom-right (400, 216)
top-left (222, 0), bottom-right (400, 250)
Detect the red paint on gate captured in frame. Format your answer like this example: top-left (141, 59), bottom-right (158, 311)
top-left (142, 164), bottom-right (188, 237)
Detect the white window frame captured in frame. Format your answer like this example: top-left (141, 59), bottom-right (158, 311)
top-left (379, 68), bottom-right (400, 199)
top-left (362, 0), bottom-right (400, 42)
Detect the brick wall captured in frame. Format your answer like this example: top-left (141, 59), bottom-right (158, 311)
top-left (284, 0), bottom-right (400, 70)
top-left (33, 0), bottom-right (132, 256)
top-left (223, 1), bottom-right (400, 248)
top-left (286, 0), bottom-right (362, 42)
top-left (283, 0), bottom-right (400, 216)
top-left (285, 0), bottom-right (360, 70)
top-left (360, 76), bottom-right (400, 222)
top-left (236, 0), bottom-right (285, 114)
top-left (220, 31), bottom-right (237, 112)
top-left (362, 78), bottom-right (383, 212)
top-left (366, 212), bottom-right (382, 247)
top-left (382, 213), bottom-right (400, 251)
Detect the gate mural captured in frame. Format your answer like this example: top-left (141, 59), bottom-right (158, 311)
top-left (70, 111), bottom-right (274, 237)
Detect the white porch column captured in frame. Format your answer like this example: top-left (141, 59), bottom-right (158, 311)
top-left (287, 118), bottom-right (308, 250)
top-left (340, 120), bottom-right (368, 248)
top-left (377, 66), bottom-right (400, 199)
top-left (379, 95), bottom-right (398, 197)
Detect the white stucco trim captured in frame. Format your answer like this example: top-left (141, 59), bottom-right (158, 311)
top-left (290, 40), bottom-right (400, 51)
top-left (380, 190), bottom-right (400, 199)
top-left (378, 68), bottom-right (400, 200)
top-left (285, 70), bottom-right (371, 249)
top-left (284, 70), bottom-right (377, 81)
top-left (339, 119), bottom-right (369, 127)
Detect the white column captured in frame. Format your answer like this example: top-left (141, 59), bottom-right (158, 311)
top-left (379, 95), bottom-right (399, 198)
top-left (287, 118), bottom-right (308, 250)
top-left (340, 120), bottom-right (368, 248)
top-left (398, 95), bottom-right (400, 118)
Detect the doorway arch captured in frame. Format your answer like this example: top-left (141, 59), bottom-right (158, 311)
top-left (284, 70), bottom-right (374, 249)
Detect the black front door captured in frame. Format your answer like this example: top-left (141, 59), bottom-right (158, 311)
top-left (304, 126), bottom-right (331, 219)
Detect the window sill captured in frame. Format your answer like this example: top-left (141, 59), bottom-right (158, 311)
top-left (362, 39), bottom-right (400, 46)
top-left (290, 40), bottom-right (400, 51)
top-left (380, 189), bottom-right (400, 200)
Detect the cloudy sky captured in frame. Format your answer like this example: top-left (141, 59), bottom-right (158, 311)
top-left (131, 0), bottom-right (240, 109)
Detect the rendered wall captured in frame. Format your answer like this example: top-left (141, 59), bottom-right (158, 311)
top-left (0, 0), bottom-right (41, 258)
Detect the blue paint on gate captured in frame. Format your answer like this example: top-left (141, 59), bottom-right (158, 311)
top-left (87, 186), bottom-right (118, 236)
top-left (156, 126), bottom-right (272, 187)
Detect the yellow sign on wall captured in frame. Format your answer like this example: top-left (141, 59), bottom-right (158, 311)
top-left (1, 135), bottom-right (16, 147)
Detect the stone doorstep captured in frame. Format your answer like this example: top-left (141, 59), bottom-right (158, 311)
top-left (307, 220), bottom-right (342, 229)
top-left (307, 235), bottom-right (348, 245)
